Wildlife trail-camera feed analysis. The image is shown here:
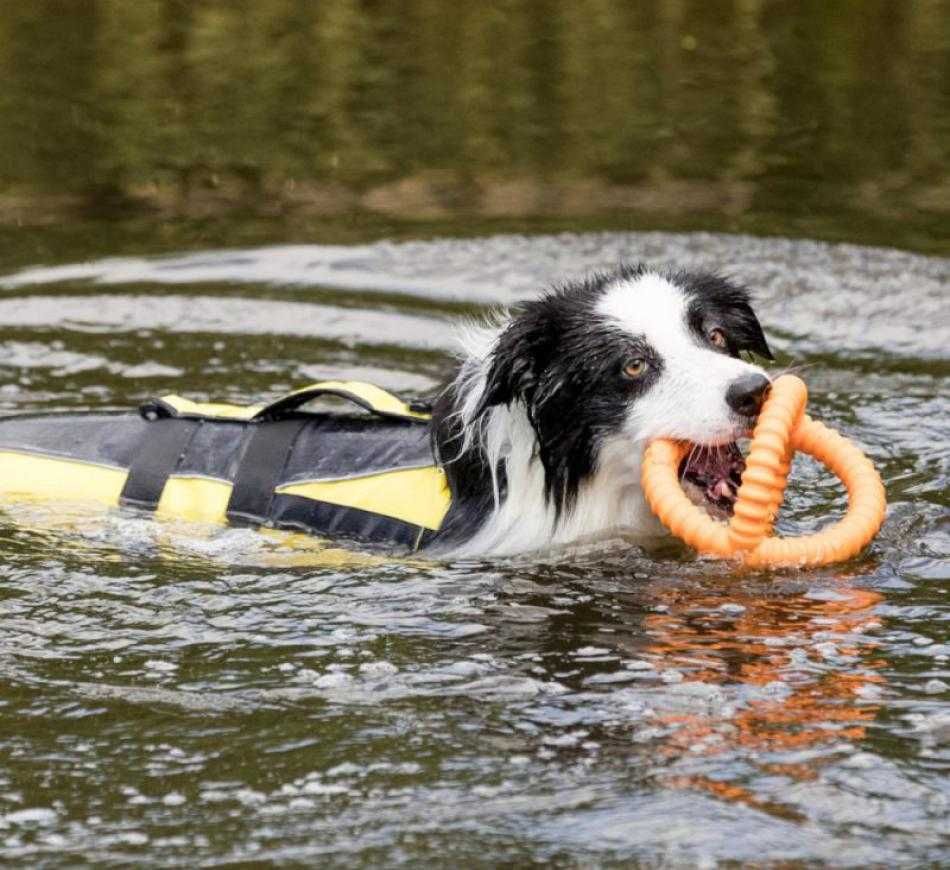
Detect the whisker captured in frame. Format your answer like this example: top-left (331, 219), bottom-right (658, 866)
top-left (680, 442), bottom-right (700, 482)
top-left (767, 360), bottom-right (819, 380)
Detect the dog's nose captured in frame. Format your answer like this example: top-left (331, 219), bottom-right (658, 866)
top-left (726, 373), bottom-right (770, 417)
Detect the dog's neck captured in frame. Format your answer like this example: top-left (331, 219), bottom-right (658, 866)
top-left (430, 374), bottom-right (662, 557)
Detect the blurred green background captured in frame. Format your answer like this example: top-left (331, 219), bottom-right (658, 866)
top-left (0, 0), bottom-right (947, 258)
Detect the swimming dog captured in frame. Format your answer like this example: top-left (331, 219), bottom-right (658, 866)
top-left (430, 265), bottom-right (773, 556)
top-left (0, 265), bottom-right (773, 558)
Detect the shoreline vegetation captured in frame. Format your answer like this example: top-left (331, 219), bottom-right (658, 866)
top-left (0, 0), bottom-right (946, 254)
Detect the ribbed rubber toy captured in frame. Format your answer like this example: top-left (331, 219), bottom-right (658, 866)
top-left (640, 375), bottom-right (887, 567)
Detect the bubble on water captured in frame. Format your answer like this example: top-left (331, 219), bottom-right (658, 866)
top-left (299, 781), bottom-right (350, 796)
top-left (584, 671), bottom-right (639, 686)
top-left (788, 648), bottom-right (810, 666)
top-left (234, 789), bottom-right (267, 806)
top-left (288, 797), bottom-right (317, 811)
top-left (543, 731), bottom-right (588, 748)
top-left (119, 362), bottom-right (184, 379)
top-left (358, 661), bottom-right (398, 677)
top-left (314, 672), bottom-right (352, 689)
top-left (805, 589), bottom-right (851, 602)
top-left (624, 659), bottom-right (653, 670)
top-left (574, 647), bottom-right (616, 663)
top-left (843, 752), bottom-right (880, 769)
top-left (440, 660), bottom-right (488, 678)
top-left (162, 792), bottom-right (186, 807)
top-left (3, 808), bottom-right (57, 826)
top-left (199, 790), bottom-right (230, 804)
top-left (325, 762), bottom-right (361, 778)
top-left (143, 660), bottom-right (178, 673)
top-left (110, 831), bottom-right (149, 846)
top-left (761, 680), bottom-right (792, 699)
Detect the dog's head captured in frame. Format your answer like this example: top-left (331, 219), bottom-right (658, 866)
top-left (475, 266), bottom-right (774, 516)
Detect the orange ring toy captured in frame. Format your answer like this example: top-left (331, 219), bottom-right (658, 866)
top-left (641, 375), bottom-right (886, 567)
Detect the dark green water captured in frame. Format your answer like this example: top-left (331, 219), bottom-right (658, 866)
top-left (1, 0), bottom-right (948, 258)
top-left (0, 2), bottom-right (948, 867)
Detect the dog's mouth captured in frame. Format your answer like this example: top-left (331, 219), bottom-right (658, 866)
top-left (678, 442), bottom-right (746, 519)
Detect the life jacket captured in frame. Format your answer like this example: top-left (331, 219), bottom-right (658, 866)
top-left (0, 382), bottom-right (451, 551)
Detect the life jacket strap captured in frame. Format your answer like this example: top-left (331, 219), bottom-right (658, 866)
top-left (120, 418), bottom-right (200, 511)
top-left (225, 418), bottom-right (309, 525)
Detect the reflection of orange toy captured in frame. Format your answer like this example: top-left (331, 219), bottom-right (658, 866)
top-left (642, 585), bottom-right (885, 811)
top-left (641, 375), bottom-right (886, 567)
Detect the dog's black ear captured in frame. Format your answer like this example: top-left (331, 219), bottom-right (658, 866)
top-left (730, 301), bottom-right (774, 361)
top-left (685, 273), bottom-right (775, 361)
top-left (476, 302), bottom-right (559, 417)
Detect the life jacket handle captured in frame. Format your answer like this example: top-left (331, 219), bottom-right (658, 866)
top-left (140, 381), bottom-right (432, 424)
top-left (252, 381), bottom-right (431, 422)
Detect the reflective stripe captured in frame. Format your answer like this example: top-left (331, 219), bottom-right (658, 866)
top-left (156, 475), bottom-right (233, 524)
top-left (0, 450), bottom-right (127, 505)
top-left (276, 466), bottom-right (451, 531)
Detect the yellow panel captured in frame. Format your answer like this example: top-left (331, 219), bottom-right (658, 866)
top-left (275, 465), bottom-right (451, 530)
top-left (155, 474), bottom-right (233, 524)
top-left (0, 450), bottom-right (127, 505)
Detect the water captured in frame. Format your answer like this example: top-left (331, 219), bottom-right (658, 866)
top-left (1, 2), bottom-right (949, 866)
top-left (0, 232), bottom-right (947, 866)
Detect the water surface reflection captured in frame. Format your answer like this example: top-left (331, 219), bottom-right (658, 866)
top-left (0, 0), bottom-right (946, 254)
top-left (0, 231), bottom-right (947, 863)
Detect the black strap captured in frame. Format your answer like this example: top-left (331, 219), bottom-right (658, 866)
top-left (226, 418), bottom-right (308, 525)
top-left (120, 419), bottom-right (200, 510)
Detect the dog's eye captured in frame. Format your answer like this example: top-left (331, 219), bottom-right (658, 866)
top-left (708, 328), bottom-right (728, 349)
top-left (623, 359), bottom-right (648, 379)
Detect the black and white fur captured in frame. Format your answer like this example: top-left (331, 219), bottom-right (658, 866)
top-left (430, 265), bottom-right (774, 557)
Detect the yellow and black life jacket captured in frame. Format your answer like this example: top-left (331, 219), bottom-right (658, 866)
top-left (0, 382), bottom-right (451, 551)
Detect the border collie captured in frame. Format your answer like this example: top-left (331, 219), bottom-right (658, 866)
top-left (431, 265), bottom-right (773, 556)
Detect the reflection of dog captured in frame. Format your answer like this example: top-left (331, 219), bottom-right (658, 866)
top-left (433, 266), bottom-right (774, 555)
